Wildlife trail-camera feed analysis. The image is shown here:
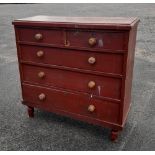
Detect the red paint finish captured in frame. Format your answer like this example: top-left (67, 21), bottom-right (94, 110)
top-left (19, 45), bottom-right (124, 75)
top-left (17, 28), bottom-right (63, 45)
top-left (12, 16), bottom-right (139, 30)
top-left (22, 64), bottom-right (122, 100)
top-left (16, 28), bottom-right (127, 51)
top-left (27, 106), bottom-right (34, 118)
top-left (13, 16), bottom-right (139, 141)
top-left (22, 83), bottom-right (119, 123)
top-left (122, 23), bottom-right (139, 124)
top-left (66, 30), bottom-right (127, 50)
top-left (110, 129), bottom-right (119, 141)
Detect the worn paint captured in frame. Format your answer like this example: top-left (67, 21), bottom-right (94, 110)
top-left (90, 94), bottom-right (93, 98)
top-left (98, 39), bottom-right (104, 47)
top-left (73, 31), bottom-right (79, 36)
top-left (98, 86), bottom-right (101, 96)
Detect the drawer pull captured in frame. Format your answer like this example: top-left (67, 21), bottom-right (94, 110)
top-left (88, 37), bottom-right (97, 46)
top-left (34, 33), bottom-right (43, 41)
top-left (38, 72), bottom-right (45, 78)
top-left (38, 93), bottom-right (46, 101)
top-left (88, 81), bottom-right (96, 89)
top-left (88, 57), bottom-right (96, 64)
top-left (88, 105), bottom-right (95, 112)
top-left (37, 50), bottom-right (44, 57)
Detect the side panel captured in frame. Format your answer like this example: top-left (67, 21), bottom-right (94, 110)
top-left (122, 24), bottom-right (139, 124)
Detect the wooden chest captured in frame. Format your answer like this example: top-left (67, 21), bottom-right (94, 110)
top-left (12, 16), bottom-right (139, 141)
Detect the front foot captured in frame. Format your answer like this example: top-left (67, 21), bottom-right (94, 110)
top-left (110, 129), bottom-right (119, 141)
top-left (28, 106), bottom-right (34, 118)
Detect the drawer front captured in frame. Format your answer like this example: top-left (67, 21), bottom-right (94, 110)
top-left (22, 65), bottom-right (121, 100)
top-left (20, 45), bottom-right (123, 75)
top-left (66, 30), bottom-right (127, 50)
top-left (22, 84), bottom-right (119, 123)
top-left (17, 28), bottom-right (63, 45)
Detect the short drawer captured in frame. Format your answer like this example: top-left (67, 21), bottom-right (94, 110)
top-left (22, 84), bottom-right (119, 123)
top-left (16, 28), bottom-right (63, 45)
top-left (22, 64), bottom-right (122, 100)
top-left (66, 30), bottom-right (127, 50)
top-left (19, 45), bottom-right (124, 75)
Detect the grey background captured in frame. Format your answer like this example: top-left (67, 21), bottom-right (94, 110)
top-left (0, 4), bottom-right (155, 150)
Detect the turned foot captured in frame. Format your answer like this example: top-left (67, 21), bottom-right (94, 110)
top-left (28, 106), bottom-right (34, 118)
top-left (110, 129), bottom-right (119, 141)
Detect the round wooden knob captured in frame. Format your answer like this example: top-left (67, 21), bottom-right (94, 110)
top-left (34, 33), bottom-right (43, 41)
top-left (88, 57), bottom-right (96, 64)
top-left (37, 50), bottom-right (44, 57)
top-left (88, 37), bottom-right (97, 46)
top-left (38, 72), bottom-right (45, 78)
top-left (38, 93), bottom-right (46, 101)
top-left (88, 105), bottom-right (95, 112)
top-left (88, 81), bottom-right (96, 89)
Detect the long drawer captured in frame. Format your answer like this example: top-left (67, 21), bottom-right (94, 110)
top-left (22, 83), bottom-right (119, 123)
top-left (21, 64), bottom-right (122, 100)
top-left (16, 28), bottom-right (127, 51)
top-left (19, 45), bottom-right (124, 75)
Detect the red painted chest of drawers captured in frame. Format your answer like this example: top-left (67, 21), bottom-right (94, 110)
top-left (12, 16), bottom-right (139, 141)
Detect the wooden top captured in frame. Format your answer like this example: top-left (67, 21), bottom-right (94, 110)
top-left (13, 15), bottom-right (139, 30)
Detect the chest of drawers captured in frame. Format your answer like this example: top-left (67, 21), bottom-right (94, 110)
top-left (13, 16), bottom-right (139, 141)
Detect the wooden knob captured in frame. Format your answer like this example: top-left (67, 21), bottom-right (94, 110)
top-left (34, 33), bottom-right (43, 41)
top-left (88, 81), bottom-right (96, 89)
top-left (88, 105), bottom-right (95, 112)
top-left (88, 37), bottom-right (97, 46)
top-left (38, 93), bottom-right (46, 101)
top-left (37, 50), bottom-right (44, 57)
top-left (38, 72), bottom-right (45, 78)
top-left (88, 57), bottom-right (96, 64)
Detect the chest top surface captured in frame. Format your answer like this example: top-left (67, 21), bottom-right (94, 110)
top-left (12, 15), bottom-right (139, 30)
